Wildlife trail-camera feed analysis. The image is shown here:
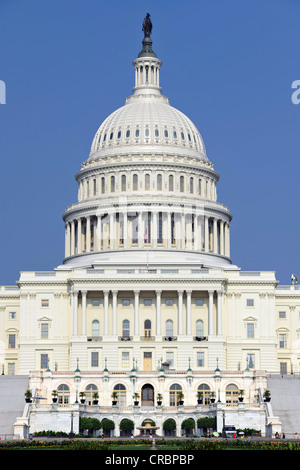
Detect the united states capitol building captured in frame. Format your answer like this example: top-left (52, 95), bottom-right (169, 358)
top-left (1, 17), bottom-right (300, 439)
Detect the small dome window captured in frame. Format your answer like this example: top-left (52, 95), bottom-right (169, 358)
top-left (188, 133), bottom-right (191, 142)
top-left (110, 132), bottom-right (114, 140)
top-left (117, 130), bottom-right (121, 139)
top-left (155, 129), bottom-right (159, 137)
top-left (135, 128), bottom-right (140, 138)
top-left (173, 130), bottom-right (177, 139)
top-left (164, 129), bottom-right (169, 138)
top-left (103, 133), bottom-right (107, 142)
top-left (181, 132), bottom-right (185, 140)
top-left (126, 129), bottom-right (130, 138)
top-left (145, 127), bottom-right (150, 137)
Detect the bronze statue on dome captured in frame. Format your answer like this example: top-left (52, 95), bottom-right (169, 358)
top-left (142, 13), bottom-right (152, 38)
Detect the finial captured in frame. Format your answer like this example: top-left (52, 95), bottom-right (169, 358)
top-left (138, 14), bottom-right (156, 58)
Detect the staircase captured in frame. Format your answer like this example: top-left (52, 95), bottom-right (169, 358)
top-left (267, 375), bottom-right (300, 438)
top-left (0, 375), bottom-right (29, 439)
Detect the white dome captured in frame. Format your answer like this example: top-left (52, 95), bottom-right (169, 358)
top-left (89, 96), bottom-right (207, 161)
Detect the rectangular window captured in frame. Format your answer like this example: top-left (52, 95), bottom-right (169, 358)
top-left (246, 299), bottom-right (254, 307)
top-left (41, 323), bottom-right (49, 339)
top-left (165, 299), bottom-right (173, 306)
top-left (279, 311), bottom-right (286, 319)
top-left (91, 351), bottom-right (99, 367)
top-left (41, 299), bottom-right (49, 308)
top-left (280, 362), bottom-right (287, 374)
top-left (8, 363), bottom-right (15, 375)
top-left (144, 299), bottom-right (152, 306)
top-left (195, 299), bottom-right (204, 307)
top-left (122, 299), bottom-right (130, 306)
top-left (197, 351), bottom-right (204, 367)
top-left (92, 299), bottom-right (100, 307)
top-left (247, 323), bottom-right (254, 338)
top-left (8, 334), bottom-right (15, 349)
top-left (247, 353), bottom-right (255, 369)
top-left (40, 353), bottom-right (48, 369)
top-left (166, 352), bottom-right (174, 367)
top-left (9, 312), bottom-right (16, 319)
top-left (122, 351), bottom-right (130, 368)
top-left (279, 334), bottom-right (287, 348)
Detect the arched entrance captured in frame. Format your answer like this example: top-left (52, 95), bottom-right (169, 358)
top-left (141, 384), bottom-right (154, 406)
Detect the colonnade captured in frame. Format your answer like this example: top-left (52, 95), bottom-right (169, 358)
top-left (71, 288), bottom-right (224, 338)
top-left (65, 210), bottom-right (230, 258)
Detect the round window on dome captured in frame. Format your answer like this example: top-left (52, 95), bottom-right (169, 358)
top-left (164, 129), bottom-right (169, 138)
top-left (155, 129), bottom-right (159, 137)
top-left (188, 133), bottom-right (191, 142)
top-left (103, 133), bottom-right (107, 142)
top-left (135, 128), bottom-right (140, 138)
top-left (110, 132), bottom-right (114, 140)
top-left (126, 129), bottom-right (130, 138)
top-left (145, 127), bottom-right (149, 137)
top-left (181, 132), bottom-right (185, 140)
top-left (173, 130), bottom-right (177, 139)
top-left (117, 130), bottom-right (121, 139)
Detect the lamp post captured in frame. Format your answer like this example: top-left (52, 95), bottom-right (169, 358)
top-left (74, 358), bottom-right (81, 404)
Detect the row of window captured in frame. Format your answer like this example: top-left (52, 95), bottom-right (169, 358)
top-left (79, 173), bottom-right (216, 200)
top-left (94, 126), bottom-right (201, 150)
top-left (91, 298), bottom-right (205, 307)
top-left (51, 382), bottom-right (240, 406)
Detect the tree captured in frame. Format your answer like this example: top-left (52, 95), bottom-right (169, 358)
top-left (197, 417), bottom-right (216, 433)
top-left (181, 418), bottom-right (195, 435)
top-left (102, 419), bottom-right (115, 431)
top-left (163, 418), bottom-right (176, 436)
top-left (120, 419), bottom-right (135, 432)
top-left (79, 417), bottom-right (102, 435)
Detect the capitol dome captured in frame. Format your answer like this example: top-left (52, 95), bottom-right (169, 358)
top-left (62, 29), bottom-right (233, 270)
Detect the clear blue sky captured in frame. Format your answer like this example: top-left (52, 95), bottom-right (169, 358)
top-left (0, 0), bottom-right (299, 285)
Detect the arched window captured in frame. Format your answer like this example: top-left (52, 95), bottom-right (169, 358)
top-left (169, 175), bottom-right (174, 191)
top-left (155, 128), bottom-right (159, 137)
top-left (57, 384), bottom-right (70, 404)
top-left (166, 320), bottom-right (173, 338)
top-left (111, 175), bottom-right (115, 193)
top-left (144, 319), bottom-right (151, 338)
top-left (85, 384), bottom-right (98, 405)
top-left (173, 130), bottom-right (177, 139)
top-left (226, 384), bottom-right (239, 405)
top-left (114, 384), bottom-right (126, 406)
top-left (169, 384), bottom-right (182, 406)
top-left (145, 174), bottom-right (150, 191)
top-left (122, 320), bottom-right (130, 338)
top-left (101, 177), bottom-right (105, 194)
top-left (121, 175), bottom-right (126, 192)
top-left (190, 177), bottom-right (194, 194)
top-left (145, 127), bottom-right (150, 137)
top-left (132, 174), bottom-right (138, 191)
top-left (157, 174), bottom-right (162, 191)
top-left (180, 176), bottom-right (184, 193)
top-left (117, 130), bottom-right (121, 139)
top-left (126, 129), bottom-right (130, 138)
top-left (164, 129), bottom-right (169, 138)
top-left (198, 384), bottom-right (210, 404)
top-left (92, 320), bottom-right (100, 337)
top-left (135, 128), bottom-right (140, 138)
top-left (110, 132), bottom-right (114, 141)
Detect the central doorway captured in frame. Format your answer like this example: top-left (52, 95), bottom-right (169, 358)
top-left (141, 384), bottom-right (154, 406)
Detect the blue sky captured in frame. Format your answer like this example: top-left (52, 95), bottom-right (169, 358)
top-left (0, 0), bottom-right (299, 285)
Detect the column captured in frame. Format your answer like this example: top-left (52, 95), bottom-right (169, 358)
top-left (72, 290), bottom-right (79, 336)
top-left (123, 211), bottom-right (128, 248)
top-left (97, 215), bottom-right (101, 251)
top-left (77, 218), bottom-right (82, 254)
top-left (204, 216), bottom-right (209, 252)
top-left (220, 220), bottom-right (224, 256)
top-left (166, 211), bottom-right (171, 248)
top-left (104, 290), bottom-right (109, 336)
top-left (81, 290), bottom-right (87, 336)
top-left (194, 215), bottom-right (200, 251)
top-left (181, 212), bottom-right (185, 249)
top-left (71, 220), bottom-right (75, 255)
top-left (178, 290), bottom-right (183, 335)
top-left (217, 290), bottom-right (223, 335)
top-left (86, 216), bottom-right (91, 252)
top-left (65, 223), bottom-right (71, 257)
top-left (109, 212), bottom-right (114, 249)
top-left (156, 290), bottom-right (162, 335)
top-left (152, 211), bottom-right (157, 248)
top-left (208, 290), bottom-right (214, 336)
top-left (186, 290), bottom-right (192, 335)
top-left (112, 290), bottom-right (118, 336)
top-left (138, 212), bottom-right (143, 248)
top-left (134, 290), bottom-right (140, 336)
top-left (213, 218), bottom-right (218, 254)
